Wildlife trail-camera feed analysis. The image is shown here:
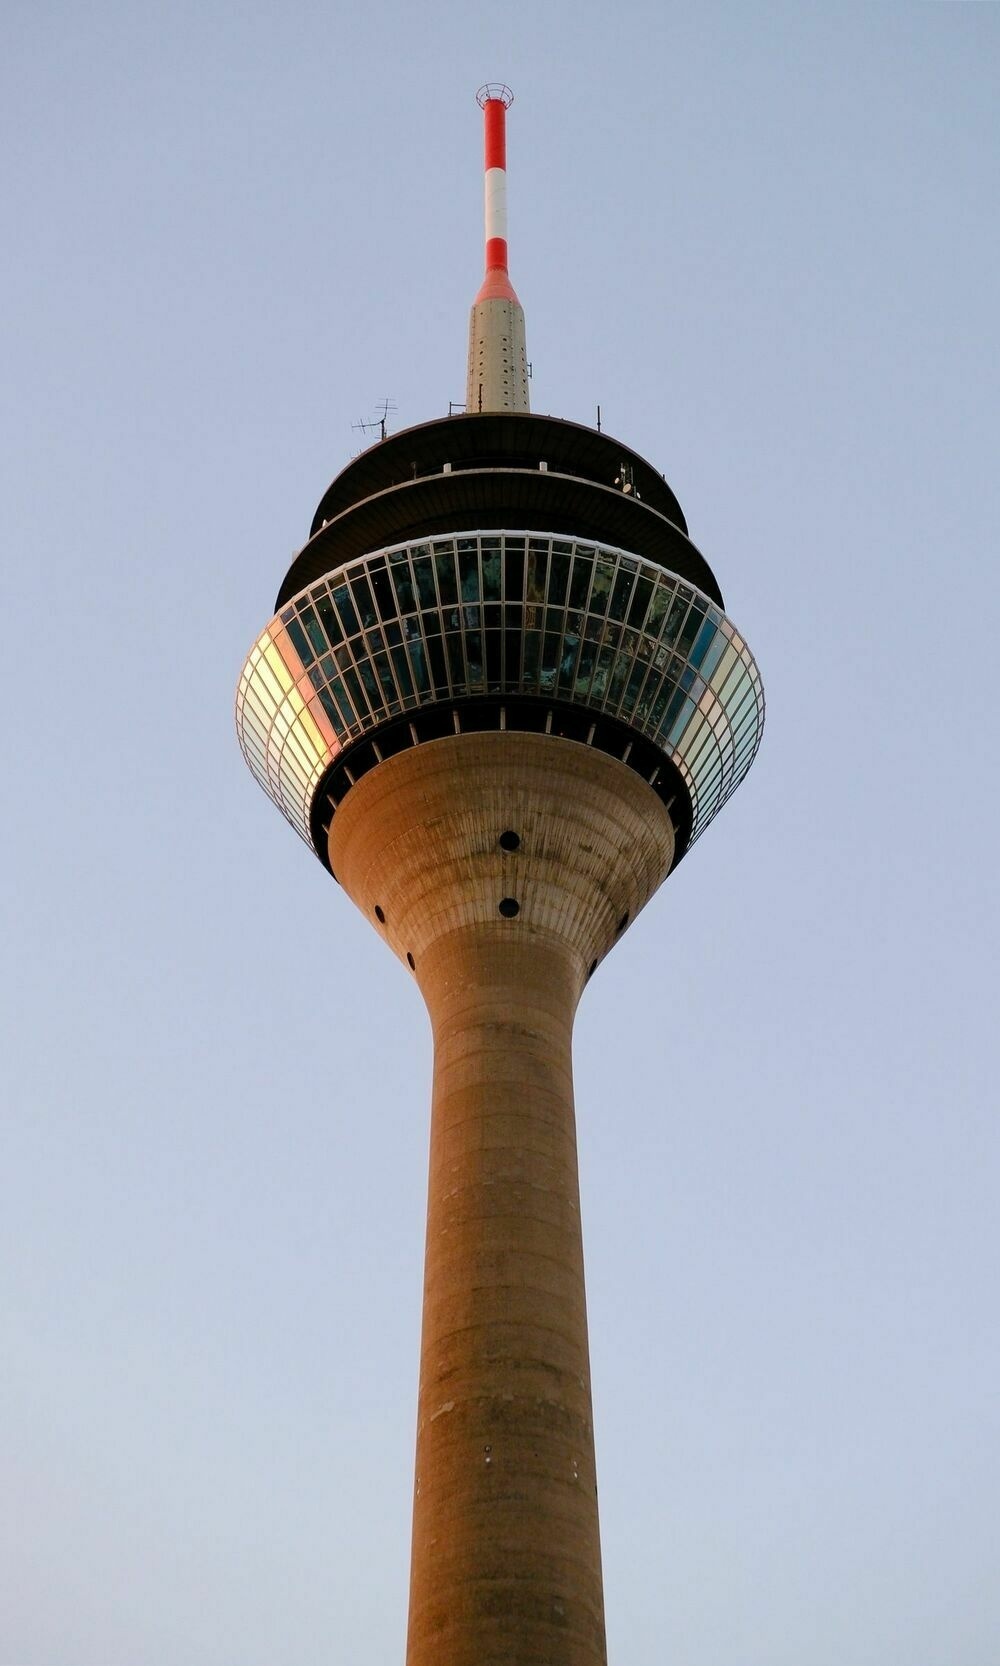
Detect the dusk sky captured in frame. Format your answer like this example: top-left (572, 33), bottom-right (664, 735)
top-left (3, 4), bottom-right (998, 1663)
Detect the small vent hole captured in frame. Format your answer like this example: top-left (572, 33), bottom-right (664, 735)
top-left (499, 830), bottom-right (520, 852)
top-left (374, 905), bottom-right (386, 924)
top-left (587, 960), bottom-right (598, 979)
top-left (406, 952), bottom-right (415, 971)
top-left (616, 912), bottom-right (629, 935)
top-left (498, 897), bottom-right (520, 919)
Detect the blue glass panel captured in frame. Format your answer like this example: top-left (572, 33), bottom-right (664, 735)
top-left (698, 629), bottom-right (726, 681)
top-left (667, 696), bottom-right (696, 746)
top-left (690, 617), bottom-right (715, 669)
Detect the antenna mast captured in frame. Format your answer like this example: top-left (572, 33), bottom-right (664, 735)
top-left (466, 85), bottom-right (529, 413)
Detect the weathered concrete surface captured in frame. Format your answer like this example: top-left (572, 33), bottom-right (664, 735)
top-left (329, 732), bottom-right (674, 1666)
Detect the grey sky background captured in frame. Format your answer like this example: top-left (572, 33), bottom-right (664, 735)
top-left (3, 4), bottom-right (997, 1663)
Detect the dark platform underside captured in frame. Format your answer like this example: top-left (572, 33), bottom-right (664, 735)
top-left (309, 694), bottom-right (694, 878)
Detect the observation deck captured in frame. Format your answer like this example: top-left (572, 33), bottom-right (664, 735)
top-left (238, 518), bottom-right (763, 876)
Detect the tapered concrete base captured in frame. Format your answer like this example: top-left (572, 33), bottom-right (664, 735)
top-left (329, 732), bottom-right (675, 1666)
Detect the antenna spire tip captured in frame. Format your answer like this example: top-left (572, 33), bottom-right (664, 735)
top-left (477, 82), bottom-right (513, 109)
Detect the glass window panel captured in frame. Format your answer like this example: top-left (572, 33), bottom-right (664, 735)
top-left (435, 548), bottom-right (458, 604)
top-left (485, 626), bottom-right (502, 688)
top-left (391, 560), bottom-right (415, 614)
top-left (341, 665), bottom-right (368, 718)
top-left (357, 659), bottom-right (382, 709)
top-left (427, 633), bottom-right (448, 693)
top-left (373, 651), bottom-right (397, 707)
top-left (608, 648), bottom-right (632, 708)
top-left (558, 630), bottom-right (581, 693)
top-left (369, 565), bottom-right (396, 623)
top-left (589, 556), bottom-right (614, 616)
top-left (413, 556), bottom-right (436, 609)
top-left (504, 545), bottom-right (524, 601)
top-left (390, 644), bottom-right (414, 700)
top-left (663, 590), bottom-right (689, 646)
top-left (482, 547), bottom-right (502, 600)
top-left (459, 544), bottom-right (480, 601)
top-left (667, 695), bottom-right (696, 746)
top-left (384, 619), bottom-right (402, 647)
top-left (318, 685), bottom-right (344, 728)
top-left (349, 574), bottom-right (378, 630)
top-left (333, 584), bottom-right (360, 639)
top-left (698, 629), bottom-right (726, 681)
top-left (568, 554), bottom-right (591, 609)
top-left (286, 618), bottom-right (315, 667)
top-left (592, 642), bottom-right (616, 703)
top-left (315, 591), bottom-right (343, 646)
top-left (690, 616), bottom-right (715, 669)
top-left (627, 573), bottom-right (653, 630)
top-left (297, 604), bottom-right (327, 657)
top-left (405, 633), bottom-right (430, 695)
top-left (678, 601), bottom-right (705, 657)
top-left (526, 545), bottom-right (546, 602)
top-left (445, 630), bottom-right (465, 687)
top-left (504, 622), bottom-right (522, 682)
top-left (541, 632), bottom-right (561, 692)
top-left (609, 564), bottom-right (634, 622)
top-left (645, 580), bottom-right (673, 635)
top-left (522, 627), bottom-right (540, 685)
top-left (328, 676), bottom-right (355, 726)
top-left (621, 658), bottom-right (649, 718)
top-left (548, 547), bottom-right (570, 606)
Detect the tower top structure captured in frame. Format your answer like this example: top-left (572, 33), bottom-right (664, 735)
top-left (467, 85), bottom-right (529, 412)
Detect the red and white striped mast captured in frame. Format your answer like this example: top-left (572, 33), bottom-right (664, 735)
top-left (466, 84), bottom-right (530, 413)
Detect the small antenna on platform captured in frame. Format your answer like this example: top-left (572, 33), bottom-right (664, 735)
top-left (352, 397), bottom-right (398, 445)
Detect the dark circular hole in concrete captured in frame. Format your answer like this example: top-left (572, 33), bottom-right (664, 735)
top-left (498, 897), bottom-right (520, 919)
top-left (406, 952), bottom-right (415, 970)
top-left (616, 911), bottom-right (629, 935)
top-left (499, 830), bottom-right (521, 851)
top-left (374, 904), bottom-right (386, 924)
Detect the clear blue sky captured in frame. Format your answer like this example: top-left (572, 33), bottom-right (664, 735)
top-left (3, 4), bottom-right (998, 1663)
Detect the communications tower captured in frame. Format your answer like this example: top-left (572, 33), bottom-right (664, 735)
top-left (237, 85), bottom-right (764, 1666)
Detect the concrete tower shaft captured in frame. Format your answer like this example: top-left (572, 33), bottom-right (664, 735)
top-left (467, 85), bottom-right (529, 413)
top-left (329, 733), bottom-right (675, 1665)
